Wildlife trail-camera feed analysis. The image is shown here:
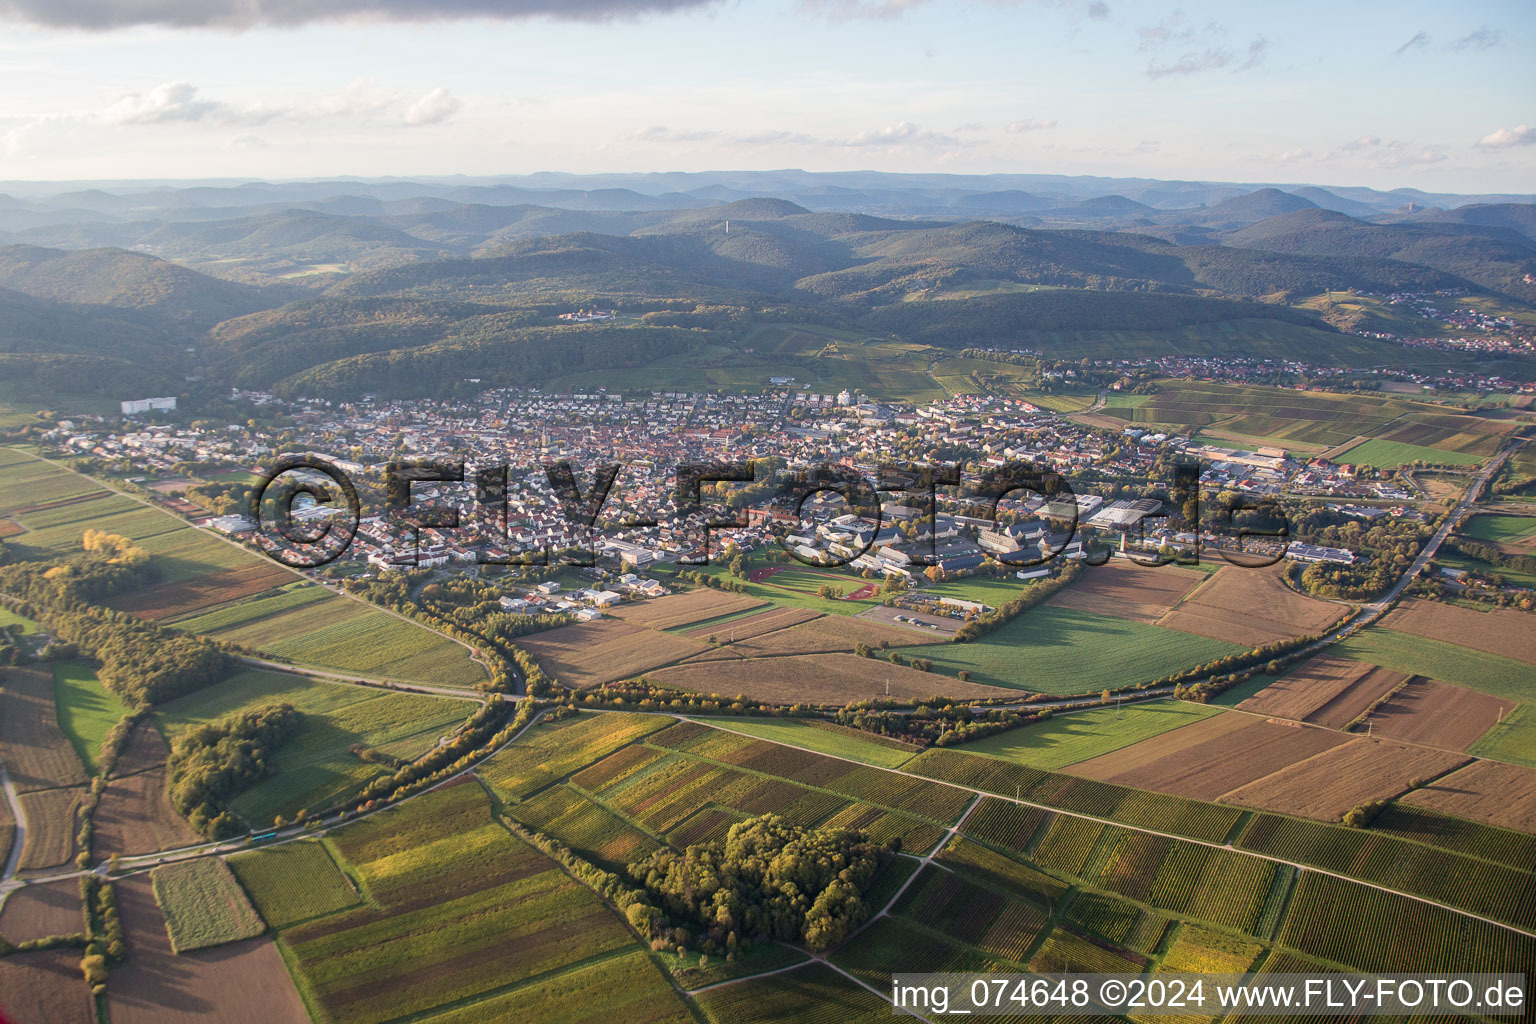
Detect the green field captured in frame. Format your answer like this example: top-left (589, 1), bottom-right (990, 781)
top-left (0, 606), bottom-right (39, 634)
top-left (959, 699), bottom-right (1225, 770)
top-left (687, 716), bottom-right (920, 769)
top-left (229, 839), bottom-right (363, 928)
top-left (908, 605), bottom-right (1245, 694)
top-left (151, 858), bottom-right (267, 953)
top-left (156, 668), bottom-right (471, 823)
top-left (1461, 513), bottom-right (1536, 545)
top-left (282, 781), bottom-right (649, 1024)
top-left (171, 583), bottom-right (332, 632)
top-left (1335, 628), bottom-right (1532, 702)
top-left (52, 660), bottom-right (131, 775)
top-left (1334, 437), bottom-right (1483, 469)
top-left (1469, 704), bottom-right (1536, 768)
top-left (1, 450), bottom-right (487, 686)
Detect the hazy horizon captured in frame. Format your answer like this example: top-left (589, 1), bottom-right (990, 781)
top-left (0, 0), bottom-right (1532, 192)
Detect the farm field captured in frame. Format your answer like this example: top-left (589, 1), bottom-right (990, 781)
top-left (608, 589), bottom-right (765, 629)
top-left (152, 858), bottom-right (267, 953)
top-left (1401, 760), bottom-right (1536, 833)
top-left (1377, 598), bottom-right (1536, 664)
top-left (417, 949), bottom-right (694, 1024)
top-left (229, 839), bottom-right (363, 929)
top-left (0, 950), bottom-right (96, 1024)
top-left (0, 452), bottom-right (487, 686)
top-left (1362, 678), bottom-right (1514, 752)
top-left (156, 668), bottom-right (470, 824)
top-left (109, 563), bottom-right (296, 621)
top-left (1047, 559), bottom-right (1209, 623)
top-left (1219, 738), bottom-right (1470, 822)
top-left (1233, 656), bottom-right (1406, 728)
top-left (959, 700), bottom-right (1225, 770)
top-left (1335, 627), bottom-right (1532, 701)
top-left (907, 605), bottom-right (1244, 694)
top-left (0, 665), bottom-right (89, 794)
top-left (107, 875), bottom-right (309, 1024)
top-left (1471, 704), bottom-right (1536, 767)
top-left (712, 613), bottom-right (931, 658)
top-left (0, 878), bottom-right (83, 944)
top-left (50, 659), bottom-right (131, 775)
top-left (480, 711), bottom-right (671, 799)
top-left (1460, 512), bottom-right (1536, 549)
top-left (517, 617), bottom-right (711, 688)
top-left (1156, 563), bottom-right (1343, 647)
top-left (1067, 715), bottom-right (1352, 802)
top-left (686, 716), bottom-right (921, 768)
top-left (692, 962), bottom-right (891, 1024)
top-left (1333, 437), bottom-right (1484, 468)
top-left (15, 786), bottom-right (84, 870)
top-left (647, 651), bottom-right (1015, 704)
top-left (282, 781), bottom-right (642, 1024)
top-left (171, 583), bottom-right (332, 633)
top-left (679, 605), bottom-right (819, 641)
top-left (89, 724), bottom-right (200, 857)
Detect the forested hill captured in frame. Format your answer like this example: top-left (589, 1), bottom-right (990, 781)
top-left (0, 182), bottom-right (1532, 400)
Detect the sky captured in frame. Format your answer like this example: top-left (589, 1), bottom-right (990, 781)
top-left (0, 0), bottom-right (1532, 193)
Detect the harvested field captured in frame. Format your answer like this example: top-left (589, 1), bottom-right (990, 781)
top-left (0, 666), bottom-right (89, 793)
top-left (646, 653), bottom-right (1018, 705)
top-left (680, 605), bottom-right (820, 641)
top-left (1048, 559), bottom-right (1208, 623)
top-left (1158, 564), bottom-right (1343, 646)
top-left (1068, 716), bottom-right (1351, 801)
top-left (92, 767), bottom-right (200, 858)
top-left (1378, 599), bottom-right (1536, 664)
top-left (108, 564), bottom-right (294, 621)
top-left (1363, 679), bottom-right (1515, 751)
top-left (91, 722), bottom-right (198, 858)
top-left (106, 876), bottom-right (309, 1024)
top-left (1235, 657), bottom-right (1405, 727)
top-left (517, 618), bottom-right (710, 688)
top-left (726, 614), bottom-right (932, 657)
top-left (1220, 739), bottom-right (1471, 821)
top-left (16, 785), bottom-right (84, 870)
top-left (0, 950), bottom-right (96, 1024)
top-left (0, 878), bottom-right (83, 943)
top-left (1402, 761), bottom-right (1536, 833)
top-left (609, 589), bottom-right (766, 629)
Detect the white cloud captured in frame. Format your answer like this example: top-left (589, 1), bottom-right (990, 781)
top-left (102, 82), bottom-right (221, 125)
top-left (1392, 30), bottom-right (1430, 56)
top-left (1138, 13), bottom-right (1266, 78)
top-left (1339, 135), bottom-right (1381, 151)
top-left (1005, 118), bottom-right (1058, 133)
top-left (629, 120), bottom-right (960, 153)
top-left (229, 134), bottom-right (269, 149)
top-left (403, 87), bottom-right (463, 126)
top-left (1476, 125), bottom-right (1535, 148)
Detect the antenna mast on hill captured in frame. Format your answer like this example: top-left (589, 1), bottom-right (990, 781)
top-left (725, 220), bottom-right (730, 235)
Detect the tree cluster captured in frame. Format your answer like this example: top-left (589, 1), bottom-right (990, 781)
top-left (628, 815), bottom-right (883, 954)
top-left (168, 703), bottom-right (302, 838)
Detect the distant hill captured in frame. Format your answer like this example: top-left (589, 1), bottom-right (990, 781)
top-left (0, 285), bottom-right (186, 394)
top-left (1224, 209), bottom-right (1536, 302)
top-left (1407, 203), bottom-right (1536, 246)
top-left (0, 245), bottom-right (279, 329)
top-left (1190, 188), bottom-right (1319, 229)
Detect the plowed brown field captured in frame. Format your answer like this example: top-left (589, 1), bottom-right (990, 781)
top-left (1402, 761), bottom-right (1536, 833)
top-left (1048, 559), bottom-right (1208, 623)
top-left (1378, 599), bottom-right (1536, 664)
top-left (646, 653), bottom-right (1016, 705)
top-left (1158, 564), bottom-right (1343, 646)
top-left (1363, 679), bottom-right (1514, 751)
top-left (608, 590), bottom-right (766, 629)
top-left (1068, 715), bottom-right (1351, 801)
top-left (518, 618), bottom-right (711, 688)
top-left (1221, 738), bottom-right (1470, 821)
